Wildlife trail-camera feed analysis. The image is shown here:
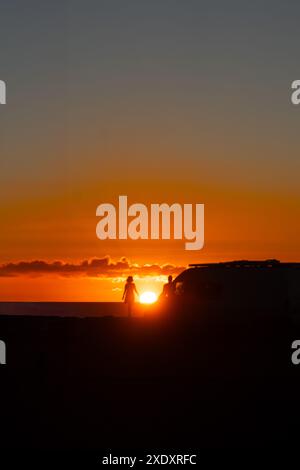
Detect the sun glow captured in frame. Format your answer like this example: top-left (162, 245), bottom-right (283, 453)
top-left (140, 291), bottom-right (158, 304)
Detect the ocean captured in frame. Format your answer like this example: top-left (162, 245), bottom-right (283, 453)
top-left (0, 302), bottom-right (140, 317)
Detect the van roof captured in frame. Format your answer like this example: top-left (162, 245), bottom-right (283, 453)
top-left (188, 260), bottom-right (300, 269)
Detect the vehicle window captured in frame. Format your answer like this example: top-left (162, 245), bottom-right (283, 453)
top-left (198, 281), bottom-right (222, 300)
top-left (175, 281), bottom-right (184, 295)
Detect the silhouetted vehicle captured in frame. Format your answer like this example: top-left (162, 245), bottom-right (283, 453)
top-left (172, 260), bottom-right (300, 324)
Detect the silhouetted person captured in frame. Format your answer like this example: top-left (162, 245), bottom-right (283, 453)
top-left (161, 275), bottom-right (175, 299)
top-left (122, 276), bottom-right (139, 317)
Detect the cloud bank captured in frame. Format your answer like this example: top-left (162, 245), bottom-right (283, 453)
top-left (0, 256), bottom-right (185, 279)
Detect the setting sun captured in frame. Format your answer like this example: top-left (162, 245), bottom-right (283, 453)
top-left (140, 291), bottom-right (158, 304)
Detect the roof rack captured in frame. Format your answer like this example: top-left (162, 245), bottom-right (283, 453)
top-left (189, 259), bottom-right (283, 268)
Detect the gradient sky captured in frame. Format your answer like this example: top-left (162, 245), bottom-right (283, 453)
top-left (0, 0), bottom-right (299, 300)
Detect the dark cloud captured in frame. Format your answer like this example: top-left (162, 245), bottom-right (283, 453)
top-left (0, 256), bottom-right (185, 278)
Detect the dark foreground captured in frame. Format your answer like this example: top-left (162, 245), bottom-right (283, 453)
top-left (0, 309), bottom-right (298, 451)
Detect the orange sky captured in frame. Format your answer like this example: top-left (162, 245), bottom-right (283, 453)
top-left (1, 2), bottom-right (300, 301)
top-left (0, 179), bottom-right (299, 301)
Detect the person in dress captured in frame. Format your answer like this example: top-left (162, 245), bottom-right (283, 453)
top-left (122, 276), bottom-right (139, 317)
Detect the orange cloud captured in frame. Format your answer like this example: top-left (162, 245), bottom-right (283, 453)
top-left (0, 256), bottom-right (185, 279)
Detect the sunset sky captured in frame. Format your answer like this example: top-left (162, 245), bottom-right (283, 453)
top-left (0, 0), bottom-right (299, 300)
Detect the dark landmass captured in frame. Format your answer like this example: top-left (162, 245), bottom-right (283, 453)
top-left (0, 305), bottom-right (297, 450)
top-left (0, 302), bottom-right (130, 317)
